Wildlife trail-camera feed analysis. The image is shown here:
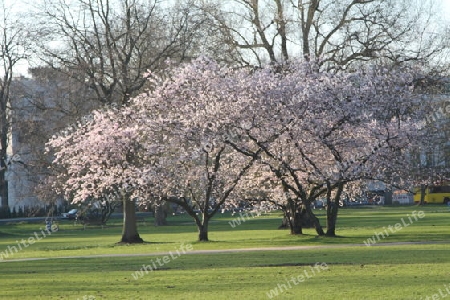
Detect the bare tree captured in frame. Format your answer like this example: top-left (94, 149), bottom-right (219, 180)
top-left (0, 4), bottom-right (32, 210)
top-left (201, 0), bottom-right (448, 70)
top-left (35, 0), bottom-right (208, 105)
top-left (121, 0), bottom-right (245, 68)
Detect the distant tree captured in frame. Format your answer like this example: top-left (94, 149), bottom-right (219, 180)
top-left (153, 202), bottom-right (168, 227)
top-left (395, 81), bottom-right (450, 205)
top-left (0, 4), bottom-right (32, 210)
top-left (35, 0), bottom-right (208, 105)
top-left (17, 206), bottom-right (24, 218)
top-left (0, 205), bottom-right (11, 218)
top-left (200, 0), bottom-right (448, 70)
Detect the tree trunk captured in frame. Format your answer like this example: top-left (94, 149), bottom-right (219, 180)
top-left (120, 198), bottom-right (143, 244)
top-left (154, 203), bottom-right (167, 226)
top-left (290, 211), bottom-right (303, 235)
top-left (278, 212), bottom-right (289, 229)
top-left (419, 184), bottom-right (426, 205)
top-left (0, 127), bottom-right (8, 207)
top-left (100, 200), bottom-right (116, 225)
top-left (196, 213), bottom-right (210, 241)
top-left (304, 202), bottom-right (325, 236)
top-left (326, 202), bottom-right (338, 236)
top-left (281, 208), bottom-right (303, 234)
top-left (285, 198), bottom-right (303, 234)
top-left (325, 182), bottom-right (343, 237)
top-left (0, 172), bottom-right (8, 207)
top-left (198, 222), bottom-right (209, 242)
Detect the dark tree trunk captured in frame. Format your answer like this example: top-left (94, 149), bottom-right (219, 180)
top-left (304, 202), bottom-right (325, 236)
top-left (299, 206), bottom-right (315, 228)
top-left (419, 184), bottom-right (427, 205)
top-left (285, 198), bottom-right (303, 234)
top-left (282, 207), bottom-right (316, 234)
top-left (165, 197), bottom-right (211, 242)
top-left (280, 202), bottom-right (316, 234)
top-left (326, 202), bottom-right (338, 237)
top-left (120, 198), bottom-right (143, 244)
top-left (1, 61), bottom-right (12, 209)
top-left (279, 213), bottom-right (289, 229)
top-left (100, 200), bottom-right (116, 225)
top-left (0, 126), bottom-right (8, 207)
top-left (0, 173), bottom-right (8, 207)
top-left (325, 182), bottom-right (343, 237)
top-left (290, 211), bottom-right (303, 234)
top-left (198, 222), bottom-right (209, 242)
top-left (154, 203), bottom-right (167, 226)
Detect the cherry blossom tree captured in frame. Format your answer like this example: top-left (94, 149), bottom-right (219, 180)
top-left (35, 0), bottom-right (233, 229)
top-left (128, 58), bottom-right (269, 241)
top-left (47, 108), bottom-right (150, 243)
top-left (47, 57), bottom-right (432, 242)
top-left (137, 58), bottom-right (428, 237)
top-left (47, 58), bottom-right (267, 242)
top-left (226, 62), bottom-right (429, 236)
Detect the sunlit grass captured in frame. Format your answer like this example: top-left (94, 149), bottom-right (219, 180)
top-left (1, 244), bottom-right (449, 299)
top-left (0, 205), bottom-right (449, 259)
top-left (1, 205), bottom-right (449, 299)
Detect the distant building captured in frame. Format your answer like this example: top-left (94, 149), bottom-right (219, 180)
top-left (2, 69), bottom-right (97, 214)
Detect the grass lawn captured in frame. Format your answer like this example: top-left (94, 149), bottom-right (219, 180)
top-left (0, 205), bottom-right (449, 299)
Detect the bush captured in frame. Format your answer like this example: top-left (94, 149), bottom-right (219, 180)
top-left (11, 207), bottom-right (17, 218)
top-left (18, 206), bottom-right (24, 218)
top-left (0, 206), bottom-right (11, 219)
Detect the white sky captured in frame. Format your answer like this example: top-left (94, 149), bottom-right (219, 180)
top-left (443, 0), bottom-right (450, 20)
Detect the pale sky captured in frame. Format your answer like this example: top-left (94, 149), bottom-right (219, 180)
top-left (443, 0), bottom-right (450, 20)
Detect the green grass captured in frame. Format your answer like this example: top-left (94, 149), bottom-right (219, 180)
top-left (0, 205), bottom-right (449, 299)
top-left (1, 206), bottom-right (448, 259)
top-left (1, 245), bottom-right (449, 299)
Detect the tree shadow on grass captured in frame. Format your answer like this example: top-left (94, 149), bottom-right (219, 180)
top-left (114, 241), bottom-right (173, 246)
top-left (0, 231), bottom-right (17, 239)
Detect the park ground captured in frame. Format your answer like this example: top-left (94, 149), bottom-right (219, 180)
top-left (0, 205), bottom-right (449, 299)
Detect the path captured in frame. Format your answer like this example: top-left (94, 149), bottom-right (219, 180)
top-left (1, 240), bottom-right (447, 263)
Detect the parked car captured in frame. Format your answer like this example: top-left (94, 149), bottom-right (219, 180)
top-left (313, 199), bottom-right (325, 209)
top-left (61, 209), bottom-right (78, 220)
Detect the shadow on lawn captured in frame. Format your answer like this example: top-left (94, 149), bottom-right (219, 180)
top-left (0, 231), bottom-right (17, 239)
